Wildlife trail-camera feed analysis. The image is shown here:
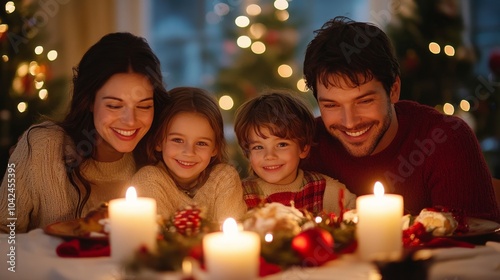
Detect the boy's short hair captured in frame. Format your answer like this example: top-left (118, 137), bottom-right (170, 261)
top-left (234, 90), bottom-right (315, 157)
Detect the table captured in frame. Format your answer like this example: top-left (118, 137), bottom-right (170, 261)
top-left (1, 230), bottom-right (500, 280)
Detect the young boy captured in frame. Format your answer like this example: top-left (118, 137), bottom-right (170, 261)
top-left (234, 90), bottom-right (356, 216)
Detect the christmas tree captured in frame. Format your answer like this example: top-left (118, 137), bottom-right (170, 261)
top-left (386, 0), bottom-right (477, 107)
top-left (0, 0), bottom-right (66, 174)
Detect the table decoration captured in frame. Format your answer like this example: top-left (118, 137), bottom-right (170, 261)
top-left (356, 182), bottom-right (404, 261)
top-left (109, 186), bottom-right (157, 263)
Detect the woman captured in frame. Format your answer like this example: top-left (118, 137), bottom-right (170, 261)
top-left (0, 32), bottom-right (170, 233)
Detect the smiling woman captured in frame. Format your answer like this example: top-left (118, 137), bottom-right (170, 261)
top-left (0, 32), bottom-right (170, 233)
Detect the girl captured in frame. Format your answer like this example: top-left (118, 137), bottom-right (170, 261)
top-left (0, 32), bottom-right (170, 233)
top-left (131, 87), bottom-right (247, 223)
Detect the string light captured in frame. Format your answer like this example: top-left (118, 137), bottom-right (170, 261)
top-left (236, 36), bottom-right (251, 48)
top-left (5, 1), bottom-right (16, 14)
top-left (218, 95), bottom-right (234, 111)
top-left (277, 64), bottom-right (292, 78)
top-left (250, 41), bottom-right (266, 54)
top-left (444, 45), bottom-right (455, 56)
top-left (246, 4), bottom-right (261, 16)
top-left (296, 78), bottom-right (308, 92)
top-left (235, 16), bottom-right (250, 28)
top-left (443, 103), bottom-right (454, 115)
top-left (429, 42), bottom-right (440, 54)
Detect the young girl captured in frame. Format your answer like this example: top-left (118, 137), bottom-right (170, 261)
top-left (0, 32), bottom-right (169, 233)
top-left (234, 90), bottom-right (356, 216)
top-left (131, 87), bottom-right (247, 223)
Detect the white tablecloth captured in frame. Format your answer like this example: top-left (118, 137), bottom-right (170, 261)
top-left (1, 229), bottom-right (500, 280)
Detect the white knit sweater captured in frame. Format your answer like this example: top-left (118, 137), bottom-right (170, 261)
top-left (0, 122), bottom-right (136, 233)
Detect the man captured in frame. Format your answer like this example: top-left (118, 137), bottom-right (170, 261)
top-left (301, 16), bottom-right (500, 222)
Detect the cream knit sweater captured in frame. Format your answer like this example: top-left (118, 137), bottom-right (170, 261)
top-left (0, 122), bottom-right (136, 233)
top-left (131, 162), bottom-right (247, 223)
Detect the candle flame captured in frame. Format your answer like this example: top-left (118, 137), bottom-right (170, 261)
top-left (374, 181), bottom-right (385, 197)
top-left (125, 186), bottom-right (137, 201)
top-left (222, 217), bottom-right (238, 235)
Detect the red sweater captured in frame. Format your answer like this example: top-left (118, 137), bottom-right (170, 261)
top-left (302, 101), bottom-right (500, 222)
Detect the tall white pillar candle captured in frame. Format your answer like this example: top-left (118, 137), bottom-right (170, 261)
top-left (203, 218), bottom-right (260, 280)
top-left (356, 182), bottom-right (403, 261)
top-left (109, 186), bottom-right (157, 263)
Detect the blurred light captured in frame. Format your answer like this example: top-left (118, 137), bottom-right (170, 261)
top-left (39, 89), bottom-right (48, 100)
top-left (277, 64), bottom-right (292, 78)
top-left (460, 100), bottom-right (470, 111)
top-left (429, 42), bottom-right (440, 54)
top-left (206, 12), bottom-right (221, 24)
top-left (29, 61), bottom-right (39, 75)
top-left (251, 41), bottom-right (266, 54)
top-left (264, 233), bottom-right (273, 242)
top-left (2, 55), bottom-right (8, 62)
top-left (297, 78), bottom-right (308, 92)
top-left (219, 95), bottom-right (234, 111)
top-left (275, 10), bottom-right (289, 21)
top-left (246, 4), bottom-right (261, 16)
top-left (235, 16), bottom-right (250, 28)
top-left (35, 80), bottom-right (44, 89)
top-left (236, 36), bottom-right (251, 48)
top-left (5, 1), bottom-right (15, 14)
top-left (443, 103), bottom-right (454, 115)
top-left (17, 102), bottom-right (27, 113)
top-left (0, 24), bottom-right (8, 33)
top-left (315, 216), bottom-right (322, 223)
top-left (444, 45), bottom-right (455, 56)
top-left (34, 46), bottom-right (43, 55)
top-left (249, 23), bottom-right (266, 39)
top-left (12, 77), bottom-right (23, 93)
top-left (214, 3), bottom-right (230, 16)
top-left (274, 0), bottom-right (289, 10)
top-left (47, 50), bottom-right (58, 61)
top-left (17, 63), bottom-right (29, 77)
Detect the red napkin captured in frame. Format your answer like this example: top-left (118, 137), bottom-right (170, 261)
top-left (422, 237), bottom-right (475, 249)
top-left (56, 239), bottom-right (110, 258)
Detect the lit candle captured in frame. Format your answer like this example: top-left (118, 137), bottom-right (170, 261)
top-left (356, 182), bottom-right (403, 261)
top-left (203, 218), bottom-right (260, 280)
top-left (109, 186), bottom-right (157, 263)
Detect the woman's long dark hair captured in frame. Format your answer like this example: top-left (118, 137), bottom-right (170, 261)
top-left (29, 32), bottom-right (169, 217)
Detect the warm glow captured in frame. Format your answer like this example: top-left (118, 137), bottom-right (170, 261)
top-left (47, 50), bottom-right (58, 61)
top-left (17, 102), bottom-right (27, 113)
top-left (249, 23), bottom-right (266, 39)
top-left (35, 80), bottom-right (44, 89)
top-left (29, 61), bottom-right (39, 75)
top-left (429, 42), bottom-right (440, 54)
top-left (236, 35), bottom-right (251, 48)
top-left (275, 10), bottom-right (289, 21)
top-left (315, 216), bottom-right (322, 223)
top-left (17, 63), bottom-right (29, 77)
top-left (2, 55), bottom-right (9, 62)
top-left (251, 41), bottom-right (266, 54)
top-left (5, 1), bottom-right (15, 14)
top-left (0, 24), bottom-right (8, 33)
top-left (235, 16), bottom-right (250, 28)
top-left (374, 181), bottom-right (385, 197)
top-left (222, 218), bottom-right (238, 235)
top-left (218, 95), bottom-right (234, 110)
top-left (443, 103), bottom-right (454, 115)
top-left (246, 4), bottom-right (261, 16)
top-left (34, 46), bottom-right (43, 55)
top-left (277, 64), bottom-right (293, 78)
top-left (126, 187), bottom-right (138, 201)
top-left (444, 45), bottom-right (455, 56)
top-left (39, 89), bottom-right (48, 100)
top-left (274, 0), bottom-right (289, 10)
top-left (297, 78), bottom-right (308, 92)
top-left (460, 100), bottom-right (470, 111)
top-left (264, 233), bottom-right (273, 242)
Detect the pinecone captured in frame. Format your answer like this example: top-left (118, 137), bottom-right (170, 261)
top-left (173, 206), bottom-right (202, 236)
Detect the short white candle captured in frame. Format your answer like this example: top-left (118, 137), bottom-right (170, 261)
top-left (109, 186), bottom-right (157, 263)
top-left (356, 182), bottom-right (403, 261)
top-left (203, 218), bottom-right (260, 280)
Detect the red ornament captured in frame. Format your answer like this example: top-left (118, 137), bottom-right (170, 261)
top-left (488, 49), bottom-right (500, 77)
top-left (291, 227), bottom-right (337, 266)
top-left (173, 206), bottom-right (202, 236)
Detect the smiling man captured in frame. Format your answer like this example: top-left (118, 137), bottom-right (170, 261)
top-left (301, 16), bottom-right (500, 222)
